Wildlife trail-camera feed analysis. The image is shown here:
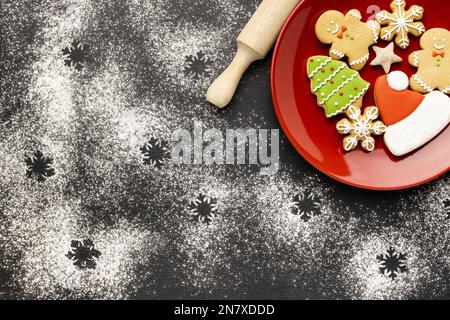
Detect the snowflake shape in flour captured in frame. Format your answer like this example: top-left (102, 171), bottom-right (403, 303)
top-left (62, 41), bottom-right (89, 71)
top-left (291, 191), bottom-right (322, 222)
top-left (188, 194), bottom-right (218, 224)
top-left (376, 0), bottom-right (425, 49)
top-left (377, 247), bottom-right (408, 280)
top-left (140, 138), bottom-right (171, 168)
top-left (66, 239), bottom-right (101, 270)
top-left (25, 150), bottom-right (56, 182)
top-left (336, 106), bottom-right (386, 152)
top-left (444, 199), bottom-right (450, 220)
top-left (184, 51), bottom-right (212, 80)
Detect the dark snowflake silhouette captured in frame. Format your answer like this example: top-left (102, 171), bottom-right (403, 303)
top-left (62, 41), bottom-right (89, 71)
top-left (140, 138), bottom-right (171, 168)
top-left (444, 199), bottom-right (450, 220)
top-left (188, 194), bottom-right (218, 224)
top-left (291, 191), bottom-right (322, 222)
top-left (184, 51), bottom-right (212, 80)
top-left (377, 247), bottom-right (408, 280)
top-left (25, 150), bottom-right (55, 182)
top-left (66, 239), bottom-right (101, 270)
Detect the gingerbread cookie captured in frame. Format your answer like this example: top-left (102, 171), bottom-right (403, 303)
top-left (409, 28), bottom-right (450, 94)
top-left (336, 105), bottom-right (387, 152)
top-left (376, 0), bottom-right (425, 49)
top-left (307, 56), bottom-right (370, 118)
top-left (315, 9), bottom-right (380, 70)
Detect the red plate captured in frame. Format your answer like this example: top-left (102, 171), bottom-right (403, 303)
top-left (271, 0), bottom-right (450, 190)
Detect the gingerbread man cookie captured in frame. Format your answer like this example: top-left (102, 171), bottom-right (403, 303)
top-left (409, 28), bottom-right (450, 94)
top-left (336, 105), bottom-right (387, 152)
top-left (315, 9), bottom-right (380, 71)
top-left (376, 0), bottom-right (425, 50)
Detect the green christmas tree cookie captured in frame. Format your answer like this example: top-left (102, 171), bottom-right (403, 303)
top-left (307, 56), bottom-right (370, 118)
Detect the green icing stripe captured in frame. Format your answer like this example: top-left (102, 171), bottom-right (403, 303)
top-left (308, 58), bottom-right (332, 78)
top-left (312, 63), bottom-right (346, 92)
top-left (325, 82), bottom-right (370, 117)
top-left (308, 57), bottom-right (332, 79)
top-left (320, 73), bottom-right (358, 104)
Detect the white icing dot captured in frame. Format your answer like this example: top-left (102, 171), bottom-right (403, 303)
top-left (334, 102), bottom-right (338, 106)
top-left (317, 79), bottom-right (321, 82)
top-left (321, 93), bottom-right (325, 96)
top-left (387, 71), bottom-right (409, 91)
top-left (350, 95), bottom-right (354, 98)
top-left (342, 75), bottom-right (346, 79)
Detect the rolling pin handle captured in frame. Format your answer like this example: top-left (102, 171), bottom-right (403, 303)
top-left (206, 43), bottom-right (261, 109)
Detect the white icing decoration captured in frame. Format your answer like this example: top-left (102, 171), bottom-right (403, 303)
top-left (413, 51), bottom-right (419, 66)
top-left (412, 74), bottom-right (433, 92)
top-left (308, 57), bottom-right (332, 78)
top-left (442, 85), bottom-right (450, 94)
top-left (350, 53), bottom-right (370, 66)
top-left (331, 49), bottom-right (345, 58)
top-left (330, 23), bottom-right (340, 34)
top-left (327, 82), bottom-right (371, 118)
top-left (337, 106), bottom-right (386, 152)
top-left (387, 71), bottom-right (409, 91)
top-left (434, 43), bottom-right (446, 50)
top-left (319, 72), bottom-right (358, 104)
top-left (376, 0), bottom-right (425, 49)
top-left (384, 91), bottom-right (450, 156)
top-left (349, 11), bottom-right (362, 20)
top-left (368, 20), bottom-right (379, 42)
top-left (312, 64), bottom-right (346, 92)
top-left (329, 105), bottom-right (352, 119)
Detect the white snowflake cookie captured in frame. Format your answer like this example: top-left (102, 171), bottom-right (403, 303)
top-left (336, 105), bottom-right (387, 152)
top-left (376, 0), bottom-right (425, 49)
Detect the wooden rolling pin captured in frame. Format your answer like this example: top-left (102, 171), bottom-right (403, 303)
top-left (206, 0), bottom-right (301, 108)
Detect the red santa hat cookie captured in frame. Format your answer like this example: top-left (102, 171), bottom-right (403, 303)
top-left (375, 71), bottom-right (450, 156)
top-left (374, 71), bottom-right (424, 126)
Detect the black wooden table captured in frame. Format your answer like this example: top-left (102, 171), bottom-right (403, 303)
top-left (0, 0), bottom-right (448, 300)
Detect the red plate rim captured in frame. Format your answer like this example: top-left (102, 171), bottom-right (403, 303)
top-left (271, 0), bottom-right (449, 191)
